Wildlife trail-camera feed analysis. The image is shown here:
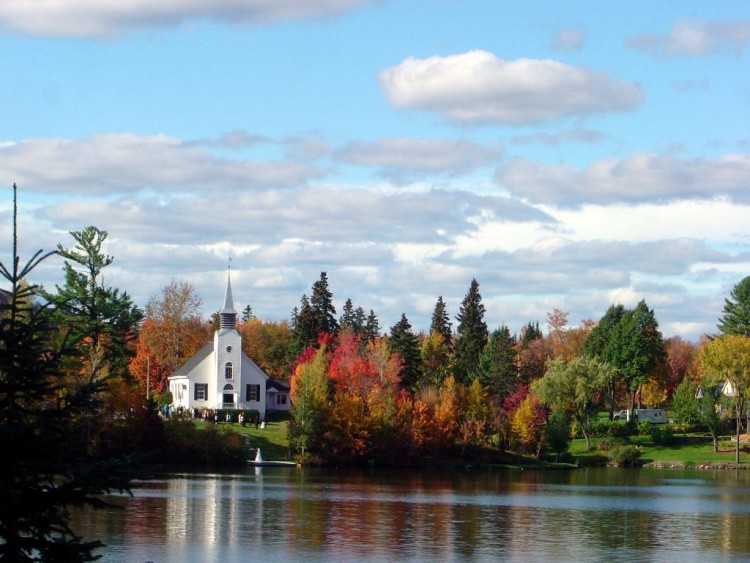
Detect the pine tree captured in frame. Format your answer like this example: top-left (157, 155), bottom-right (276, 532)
top-left (241, 304), bottom-right (254, 323)
top-left (430, 295), bottom-right (453, 350)
top-left (291, 294), bottom-right (317, 353)
top-left (389, 314), bottom-right (422, 390)
top-left (478, 325), bottom-right (517, 401)
top-left (310, 271), bottom-right (338, 336)
top-left (339, 298), bottom-right (357, 331)
top-left (454, 278), bottom-right (489, 384)
top-left (363, 309), bottom-right (380, 342)
top-left (0, 185), bottom-right (132, 561)
top-left (717, 276), bottom-right (750, 336)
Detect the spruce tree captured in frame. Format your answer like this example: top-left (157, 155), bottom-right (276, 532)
top-left (389, 314), bottom-right (422, 390)
top-left (291, 294), bottom-right (317, 353)
top-left (454, 278), bottom-right (489, 384)
top-left (478, 325), bottom-right (517, 401)
top-left (241, 304), bottom-right (254, 323)
top-left (0, 185), bottom-right (132, 561)
top-left (363, 309), bottom-right (380, 342)
top-left (430, 295), bottom-right (453, 350)
top-left (339, 298), bottom-right (357, 331)
top-left (717, 276), bottom-right (750, 336)
top-left (310, 271), bottom-right (338, 336)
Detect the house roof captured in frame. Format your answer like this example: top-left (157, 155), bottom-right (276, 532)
top-left (266, 379), bottom-right (290, 392)
top-left (169, 342), bottom-right (214, 378)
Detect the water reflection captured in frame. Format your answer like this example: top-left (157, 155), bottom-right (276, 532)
top-left (69, 468), bottom-right (750, 562)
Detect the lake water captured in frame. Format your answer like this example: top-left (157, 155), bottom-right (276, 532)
top-left (70, 467), bottom-right (750, 562)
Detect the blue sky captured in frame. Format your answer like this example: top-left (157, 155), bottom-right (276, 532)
top-left (1, 0), bottom-right (749, 340)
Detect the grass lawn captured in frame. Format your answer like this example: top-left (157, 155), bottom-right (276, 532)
top-left (194, 418), bottom-right (290, 461)
top-left (570, 433), bottom-right (750, 466)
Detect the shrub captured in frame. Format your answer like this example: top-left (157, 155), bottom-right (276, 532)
top-left (637, 420), bottom-right (651, 436)
top-left (609, 445), bottom-right (642, 466)
top-left (649, 424), bottom-right (674, 446)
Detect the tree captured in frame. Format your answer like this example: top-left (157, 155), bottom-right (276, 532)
top-left (454, 279), bottom-right (488, 383)
top-left (477, 325), bottom-right (517, 402)
top-left (339, 298), bottom-right (357, 332)
top-left (389, 314), bottom-right (422, 391)
top-left (532, 356), bottom-right (612, 450)
top-left (310, 271), bottom-right (338, 337)
top-left (42, 226), bottom-right (143, 381)
top-left (137, 280), bottom-right (207, 391)
top-left (291, 295), bottom-right (317, 353)
top-left (241, 304), bottom-right (254, 323)
top-left (544, 406), bottom-right (571, 461)
top-left (0, 185), bottom-right (132, 561)
top-left (671, 377), bottom-right (724, 452)
top-left (288, 346), bottom-right (329, 455)
top-left (420, 332), bottom-right (453, 387)
top-left (717, 276), bottom-right (750, 336)
top-left (363, 309), bottom-right (380, 343)
top-left (430, 295), bottom-right (452, 350)
top-left (700, 334), bottom-right (750, 463)
top-left (239, 318), bottom-right (293, 379)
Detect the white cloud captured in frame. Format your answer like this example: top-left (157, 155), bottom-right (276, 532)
top-left (496, 153), bottom-right (750, 205)
top-left (0, 134), bottom-right (321, 194)
top-left (0, 0), bottom-right (377, 38)
top-left (379, 50), bottom-right (642, 126)
top-left (628, 20), bottom-right (750, 57)
top-left (336, 137), bottom-right (499, 174)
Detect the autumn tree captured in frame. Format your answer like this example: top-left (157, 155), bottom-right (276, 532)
top-left (137, 280), bottom-right (208, 392)
top-left (717, 276), bottom-right (750, 336)
top-left (288, 346), bottom-right (329, 455)
top-left (454, 279), bottom-right (488, 384)
top-left (700, 334), bottom-right (750, 463)
top-left (420, 332), bottom-right (453, 387)
top-left (510, 394), bottom-right (546, 456)
top-left (239, 318), bottom-right (293, 379)
top-left (546, 308), bottom-right (569, 359)
top-left (389, 314), bottom-right (422, 391)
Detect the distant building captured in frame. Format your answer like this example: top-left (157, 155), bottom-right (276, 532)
top-left (168, 273), bottom-right (289, 417)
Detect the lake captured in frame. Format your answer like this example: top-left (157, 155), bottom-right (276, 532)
top-left (70, 467), bottom-right (750, 562)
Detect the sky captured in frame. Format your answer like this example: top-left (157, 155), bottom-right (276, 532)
top-left (1, 1), bottom-right (749, 341)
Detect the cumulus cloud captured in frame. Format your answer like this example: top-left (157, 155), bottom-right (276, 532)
top-left (511, 127), bottom-right (604, 146)
top-left (0, 0), bottom-right (378, 38)
top-left (628, 20), bottom-right (750, 57)
top-left (379, 50), bottom-right (642, 126)
top-left (496, 153), bottom-right (750, 206)
top-left (552, 28), bottom-right (585, 51)
top-left (336, 137), bottom-right (499, 174)
top-left (0, 134), bottom-right (321, 194)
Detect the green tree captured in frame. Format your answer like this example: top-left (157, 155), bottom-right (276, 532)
top-left (291, 294), bottom-right (317, 353)
top-left (363, 309), bottom-right (380, 343)
top-left (700, 334), bottom-right (750, 463)
top-left (717, 276), bottom-right (750, 336)
top-left (288, 346), bottom-right (329, 455)
top-left (310, 271), bottom-right (338, 336)
top-left (532, 356), bottom-right (612, 450)
top-left (339, 298), bottom-right (357, 332)
top-left (241, 304), bottom-right (254, 323)
top-left (671, 377), bottom-right (724, 452)
top-left (389, 314), bottom-right (422, 391)
top-left (478, 325), bottom-right (517, 402)
top-left (544, 405), bottom-right (571, 460)
top-left (430, 295), bottom-right (452, 350)
top-left (42, 226), bottom-right (143, 380)
top-left (454, 279), bottom-right (488, 384)
top-left (420, 332), bottom-right (453, 387)
top-left (0, 186), bottom-right (132, 561)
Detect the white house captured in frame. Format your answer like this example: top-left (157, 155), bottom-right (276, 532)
top-left (168, 274), bottom-right (290, 418)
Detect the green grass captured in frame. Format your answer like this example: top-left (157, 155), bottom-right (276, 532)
top-left (194, 418), bottom-right (290, 461)
top-left (570, 433), bottom-right (750, 465)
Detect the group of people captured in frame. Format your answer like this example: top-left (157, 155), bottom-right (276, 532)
top-left (161, 405), bottom-right (264, 429)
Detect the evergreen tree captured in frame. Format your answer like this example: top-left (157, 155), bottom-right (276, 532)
top-left (310, 271), bottom-right (338, 336)
top-left (0, 186), bottom-right (132, 561)
top-left (291, 295), bottom-right (317, 353)
top-left (241, 304), bottom-right (254, 323)
top-left (454, 278), bottom-right (489, 384)
top-left (363, 309), bottom-right (380, 342)
top-left (430, 295), bottom-right (452, 350)
top-left (353, 306), bottom-right (367, 335)
top-left (478, 325), bottom-right (517, 401)
top-left (389, 314), bottom-right (422, 390)
top-left (520, 321), bottom-right (543, 347)
top-left (339, 298), bottom-right (357, 333)
top-left (42, 226), bottom-right (143, 379)
top-left (717, 276), bottom-right (750, 336)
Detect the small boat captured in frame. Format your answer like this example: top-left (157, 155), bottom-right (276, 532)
top-left (248, 448), bottom-right (297, 467)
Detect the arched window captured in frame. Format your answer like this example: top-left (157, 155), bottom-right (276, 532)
top-left (223, 384), bottom-right (234, 391)
top-left (225, 362), bottom-right (233, 379)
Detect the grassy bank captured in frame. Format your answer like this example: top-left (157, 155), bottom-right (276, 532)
top-left (194, 418), bottom-right (290, 461)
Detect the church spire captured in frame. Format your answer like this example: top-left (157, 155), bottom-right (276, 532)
top-left (219, 265), bottom-right (237, 329)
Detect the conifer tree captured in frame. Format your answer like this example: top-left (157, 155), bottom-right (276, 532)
top-left (363, 309), bottom-right (380, 342)
top-left (339, 298), bottom-right (357, 332)
top-left (454, 278), bottom-right (488, 384)
top-left (310, 271), bottom-right (338, 336)
top-left (0, 185), bottom-right (132, 561)
top-left (389, 313), bottom-right (422, 390)
top-left (717, 276), bottom-right (750, 336)
top-left (241, 304), bottom-right (254, 323)
top-left (478, 325), bottom-right (517, 401)
top-left (291, 294), bottom-right (317, 353)
top-left (430, 295), bottom-right (452, 350)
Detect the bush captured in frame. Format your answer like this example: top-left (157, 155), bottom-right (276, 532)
top-left (649, 424), bottom-right (674, 446)
top-left (637, 420), bottom-right (651, 436)
top-left (597, 437), bottom-right (627, 451)
top-left (609, 445), bottom-right (642, 466)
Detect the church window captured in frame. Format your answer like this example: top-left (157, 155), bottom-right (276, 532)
top-left (223, 384), bottom-right (234, 391)
top-left (194, 383), bottom-right (208, 401)
top-left (246, 384), bottom-right (261, 402)
top-left (225, 362), bottom-right (233, 379)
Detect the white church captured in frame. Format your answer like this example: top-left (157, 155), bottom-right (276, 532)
top-left (167, 274), bottom-right (290, 418)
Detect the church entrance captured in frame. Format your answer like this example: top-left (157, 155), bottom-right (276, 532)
top-left (223, 393), bottom-right (234, 407)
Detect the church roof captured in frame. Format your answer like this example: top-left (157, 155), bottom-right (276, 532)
top-left (169, 342), bottom-right (213, 378)
top-left (221, 272), bottom-right (237, 315)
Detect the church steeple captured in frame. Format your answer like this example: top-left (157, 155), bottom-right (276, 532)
top-left (219, 268), bottom-right (237, 329)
